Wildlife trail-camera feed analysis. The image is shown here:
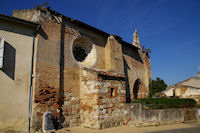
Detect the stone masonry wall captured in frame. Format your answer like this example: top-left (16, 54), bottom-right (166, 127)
top-left (61, 21), bottom-right (108, 128)
top-left (122, 45), bottom-right (150, 101)
top-left (61, 25), bottom-right (81, 128)
top-left (97, 73), bottom-right (126, 128)
top-left (62, 92), bottom-right (80, 127)
top-left (123, 103), bottom-right (198, 127)
top-left (13, 9), bottom-right (63, 131)
top-left (80, 68), bottom-right (100, 128)
top-left (105, 36), bottom-right (124, 74)
top-left (184, 108), bottom-right (199, 121)
top-left (143, 53), bottom-right (152, 80)
top-left (80, 68), bottom-right (126, 129)
top-left (13, 8), bottom-right (152, 131)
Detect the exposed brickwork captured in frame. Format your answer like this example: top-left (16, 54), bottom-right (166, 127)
top-left (143, 53), bottom-right (152, 80)
top-left (62, 93), bottom-right (81, 127)
top-left (30, 17), bottom-right (62, 131)
top-left (13, 8), bottom-right (152, 131)
top-left (35, 87), bottom-right (57, 108)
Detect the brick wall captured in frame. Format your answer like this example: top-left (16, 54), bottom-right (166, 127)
top-left (31, 20), bottom-right (62, 131)
top-left (12, 8), bottom-right (152, 131)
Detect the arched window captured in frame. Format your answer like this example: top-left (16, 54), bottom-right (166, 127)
top-left (133, 79), bottom-right (145, 99)
top-left (72, 37), bottom-right (96, 67)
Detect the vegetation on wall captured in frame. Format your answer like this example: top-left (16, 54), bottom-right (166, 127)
top-left (132, 97), bottom-right (197, 109)
top-left (196, 104), bottom-right (200, 108)
top-left (142, 45), bottom-right (151, 54)
top-left (34, 2), bottom-right (49, 10)
top-left (149, 77), bottom-right (167, 97)
top-left (142, 45), bottom-right (151, 57)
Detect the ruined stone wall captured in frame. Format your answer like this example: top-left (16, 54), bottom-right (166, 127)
top-left (13, 9), bottom-right (67, 131)
top-left (105, 36), bottom-right (124, 74)
top-left (79, 68), bottom-right (99, 128)
top-left (31, 20), bottom-right (62, 131)
top-left (13, 9), bottom-right (41, 23)
top-left (61, 24), bottom-right (81, 128)
top-left (61, 21), bottom-right (108, 128)
top-left (143, 53), bottom-right (152, 80)
top-left (122, 45), bottom-right (149, 100)
top-left (64, 21), bottom-right (107, 69)
top-left (97, 73), bottom-right (126, 128)
top-left (12, 8), bottom-right (152, 131)
top-left (80, 68), bottom-right (126, 129)
top-left (13, 8), bottom-right (109, 130)
top-left (62, 21), bottom-right (107, 98)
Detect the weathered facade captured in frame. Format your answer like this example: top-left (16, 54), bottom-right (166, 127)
top-left (123, 103), bottom-right (198, 127)
top-left (2, 7), bottom-right (151, 132)
top-left (0, 14), bottom-right (39, 132)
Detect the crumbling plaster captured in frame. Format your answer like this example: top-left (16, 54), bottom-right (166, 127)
top-left (12, 8), bottom-right (151, 131)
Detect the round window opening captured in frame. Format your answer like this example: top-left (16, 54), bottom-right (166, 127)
top-left (73, 47), bottom-right (87, 62)
top-left (72, 37), bottom-right (96, 67)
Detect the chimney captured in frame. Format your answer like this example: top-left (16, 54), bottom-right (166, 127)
top-left (197, 72), bottom-right (200, 78)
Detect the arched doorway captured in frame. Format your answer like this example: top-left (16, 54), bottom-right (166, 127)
top-left (133, 79), bottom-right (146, 99)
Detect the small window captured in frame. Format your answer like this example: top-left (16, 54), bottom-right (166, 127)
top-left (109, 87), bottom-right (117, 98)
top-left (111, 88), bottom-right (115, 97)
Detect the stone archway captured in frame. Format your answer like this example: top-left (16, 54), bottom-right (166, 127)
top-left (133, 79), bottom-right (146, 99)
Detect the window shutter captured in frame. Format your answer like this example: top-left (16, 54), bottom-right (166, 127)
top-left (0, 36), bottom-right (5, 68)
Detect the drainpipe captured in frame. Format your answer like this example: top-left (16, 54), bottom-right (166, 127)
top-left (58, 16), bottom-right (65, 129)
top-left (28, 25), bottom-right (40, 133)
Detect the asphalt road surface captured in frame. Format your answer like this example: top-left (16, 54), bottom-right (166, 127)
top-left (147, 126), bottom-right (200, 133)
top-left (56, 122), bottom-right (200, 133)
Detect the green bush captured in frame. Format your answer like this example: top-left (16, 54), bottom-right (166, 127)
top-left (196, 104), bottom-right (200, 108)
top-left (132, 97), bottom-right (197, 109)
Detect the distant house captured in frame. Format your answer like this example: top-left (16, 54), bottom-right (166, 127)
top-left (162, 73), bottom-right (200, 104)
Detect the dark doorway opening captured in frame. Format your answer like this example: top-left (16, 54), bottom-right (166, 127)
top-left (133, 79), bottom-right (145, 99)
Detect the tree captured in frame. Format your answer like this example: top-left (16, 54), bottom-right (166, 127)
top-left (149, 77), bottom-right (167, 97)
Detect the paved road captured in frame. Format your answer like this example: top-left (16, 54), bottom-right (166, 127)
top-left (147, 126), bottom-right (200, 133)
top-left (1, 122), bottom-right (199, 133)
top-left (56, 122), bottom-right (200, 133)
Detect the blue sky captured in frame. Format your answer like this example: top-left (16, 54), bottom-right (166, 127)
top-left (1, 0), bottom-right (200, 85)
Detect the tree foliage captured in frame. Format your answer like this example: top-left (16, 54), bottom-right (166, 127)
top-left (149, 77), bottom-right (167, 97)
top-left (142, 45), bottom-right (151, 54)
top-left (34, 2), bottom-right (49, 10)
top-left (132, 97), bottom-right (197, 109)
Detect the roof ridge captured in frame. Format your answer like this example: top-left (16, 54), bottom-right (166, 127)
top-left (40, 7), bottom-right (134, 46)
top-left (167, 76), bottom-right (200, 89)
top-left (0, 13), bottom-right (40, 27)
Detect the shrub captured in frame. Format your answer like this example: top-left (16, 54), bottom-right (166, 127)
top-left (196, 104), bottom-right (200, 108)
top-left (132, 97), bottom-right (197, 109)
